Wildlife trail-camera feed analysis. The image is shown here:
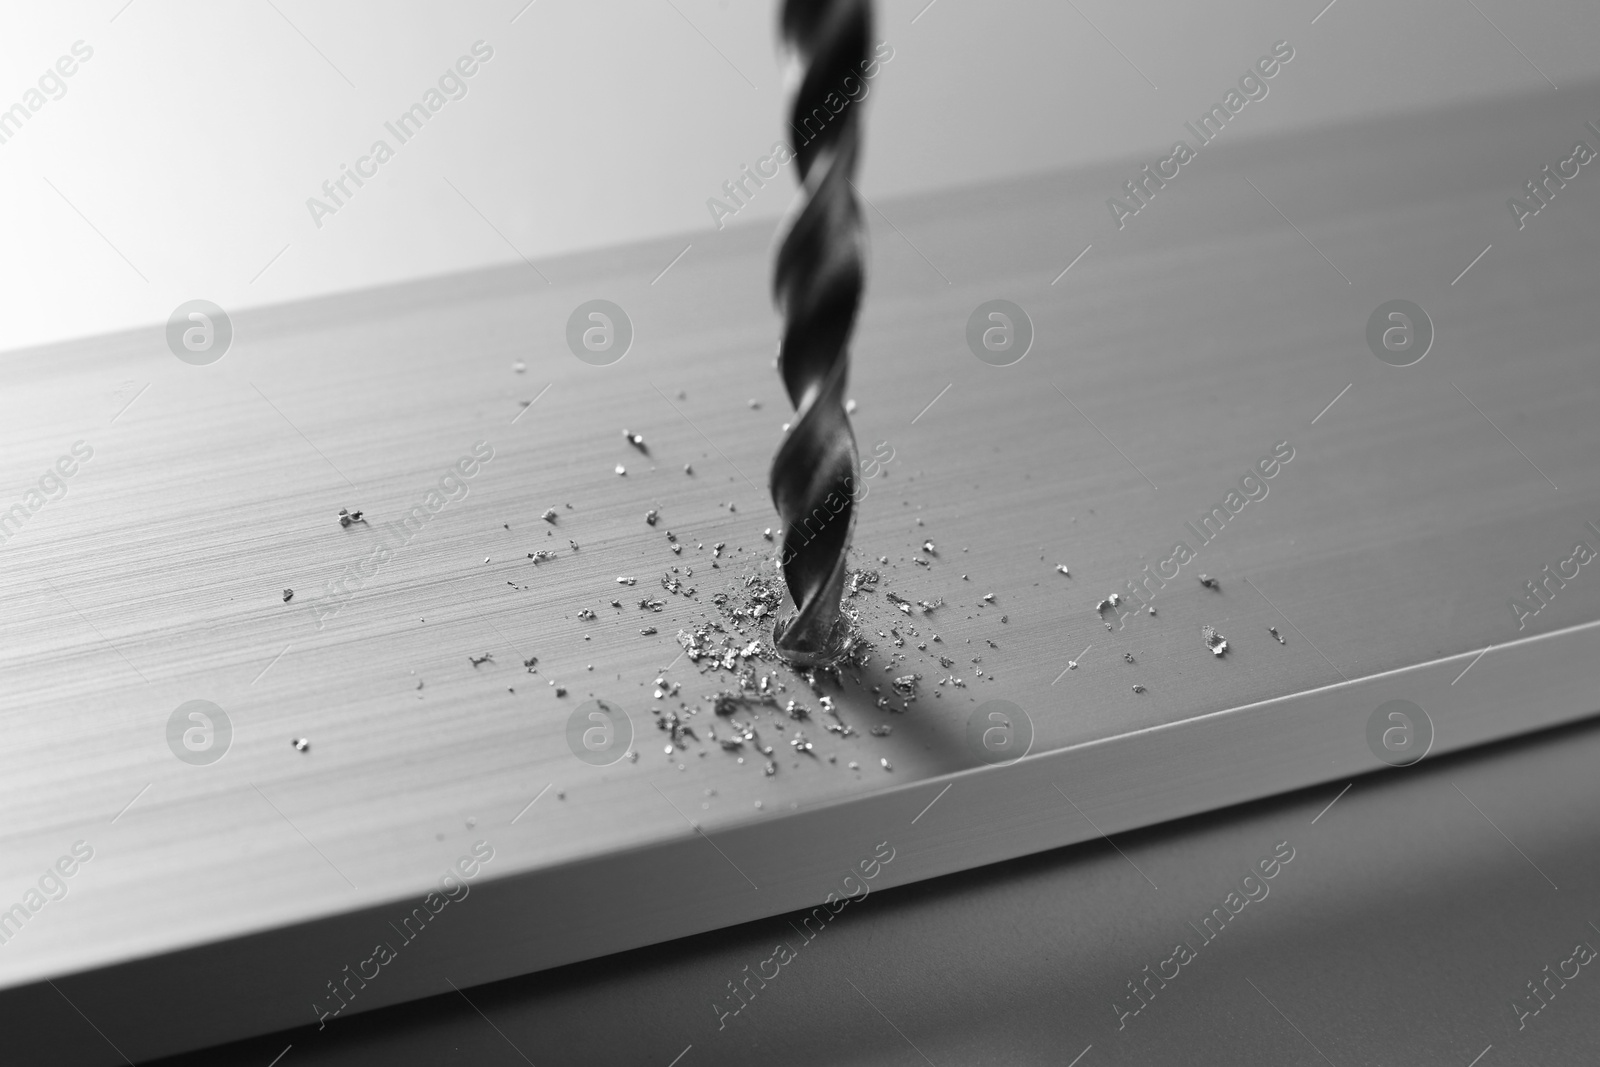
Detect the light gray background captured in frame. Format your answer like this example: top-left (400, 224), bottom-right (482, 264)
top-left (2, 0), bottom-right (1597, 352)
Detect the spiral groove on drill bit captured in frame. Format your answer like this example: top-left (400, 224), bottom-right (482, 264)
top-left (770, 0), bottom-right (872, 665)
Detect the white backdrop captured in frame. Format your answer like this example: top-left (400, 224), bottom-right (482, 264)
top-left (0, 0), bottom-right (1595, 353)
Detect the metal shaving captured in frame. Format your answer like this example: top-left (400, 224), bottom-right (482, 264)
top-left (469, 652), bottom-right (493, 667)
top-left (711, 690), bottom-right (779, 716)
top-left (1268, 626), bottom-right (1285, 644)
top-left (655, 708), bottom-right (696, 747)
top-left (1056, 564), bottom-right (1070, 576)
top-left (1132, 684), bottom-right (1146, 694)
top-left (541, 508), bottom-right (558, 523)
top-left (890, 674), bottom-right (920, 701)
top-left (847, 570), bottom-right (880, 596)
top-left (610, 542), bottom-right (927, 776)
top-left (645, 509), bottom-right (659, 525)
top-left (338, 508), bottom-right (365, 528)
top-left (292, 737), bottom-right (310, 751)
top-left (1198, 575), bottom-right (1220, 590)
top-left (1202, 625), bottom-right (1228, 657)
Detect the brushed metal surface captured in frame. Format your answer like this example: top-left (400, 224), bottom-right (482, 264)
top-left (3, 80), bottom-right (1598, 1062)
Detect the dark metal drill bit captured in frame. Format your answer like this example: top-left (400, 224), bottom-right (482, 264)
top-left (770, 0), bottom-right (872, 666)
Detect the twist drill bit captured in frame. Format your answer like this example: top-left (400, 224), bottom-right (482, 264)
top-left (770, 0), bottom-right (872, 665)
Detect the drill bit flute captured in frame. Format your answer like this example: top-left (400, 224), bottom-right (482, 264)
top-left (770, 0), bottom-right (872, 665)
